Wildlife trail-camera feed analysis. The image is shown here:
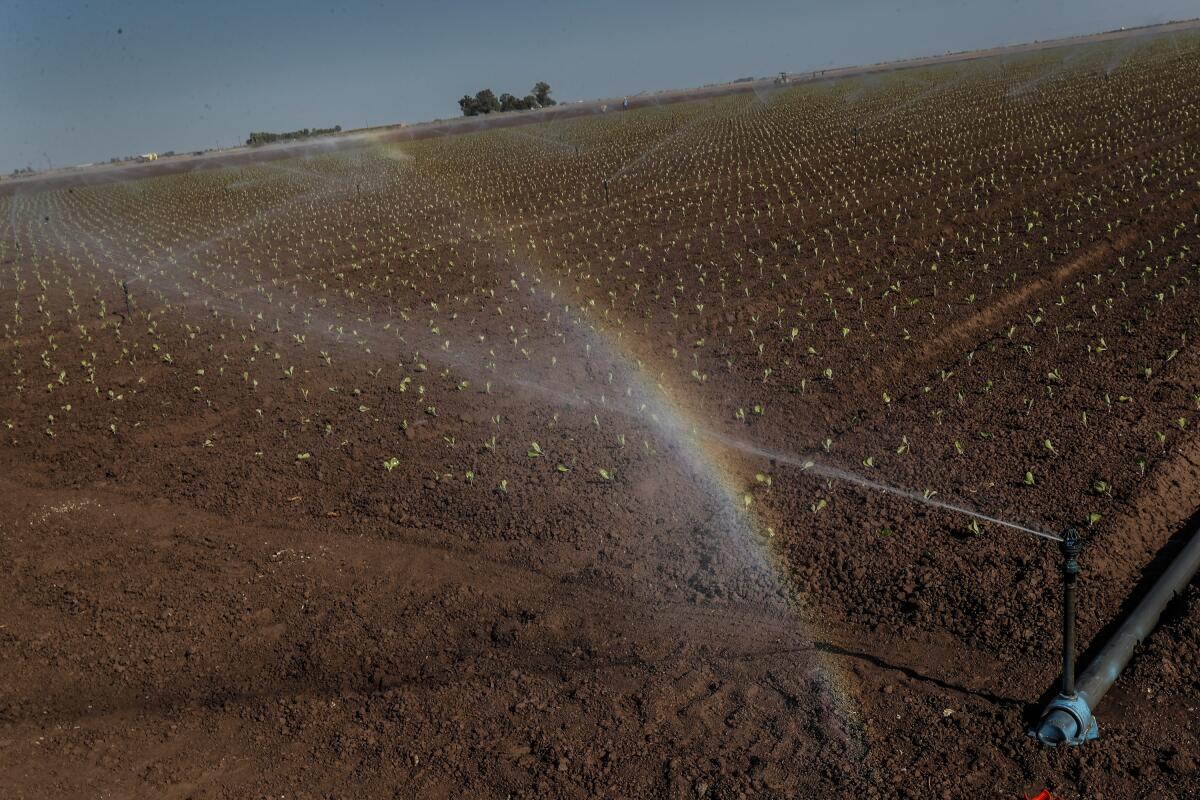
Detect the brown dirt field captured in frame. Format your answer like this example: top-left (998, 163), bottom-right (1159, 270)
top-left (2, 28), bottom-right (1200, 800)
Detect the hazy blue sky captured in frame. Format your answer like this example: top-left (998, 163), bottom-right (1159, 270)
top-left (2, 0), bottom-right (1196, 172)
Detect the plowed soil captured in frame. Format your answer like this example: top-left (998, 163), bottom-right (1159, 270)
top-left (2, 30), bottom-right (1200, 799)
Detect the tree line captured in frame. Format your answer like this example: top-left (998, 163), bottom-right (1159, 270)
top-left (459, 82), bottom-right (556, 116)
top-left (246, 126), bottom-right (343, 147)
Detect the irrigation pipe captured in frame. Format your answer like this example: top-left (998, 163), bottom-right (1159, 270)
top-left (1034, 516), bottom-right (1200, 745)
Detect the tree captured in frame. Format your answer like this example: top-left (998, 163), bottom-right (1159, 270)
top-left (458, 95), bottom-right (480, 116)
top-left (474, 89), bottom-right (501, 114)
top-left (457, 83), bottom-right (553, 116)
top-left (532, 81), bottom-right (556, 107)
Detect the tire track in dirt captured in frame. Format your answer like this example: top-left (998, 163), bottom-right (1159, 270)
top-left (0, 466), bottom-right (1034, 730)
top-left (912, 227), bottom-right (1138, 367)
top-left (841, 171), bottom-right (1197, 412)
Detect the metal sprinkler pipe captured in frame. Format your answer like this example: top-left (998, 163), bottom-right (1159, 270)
top-left (1034, 518), bottom-right (1200, 746)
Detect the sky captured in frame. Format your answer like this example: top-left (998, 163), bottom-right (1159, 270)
top-left (2, 0), bottom-right (1197, 173)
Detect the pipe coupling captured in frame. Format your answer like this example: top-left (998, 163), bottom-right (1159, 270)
top-left (1033, 693), bottom-right (1099, 746)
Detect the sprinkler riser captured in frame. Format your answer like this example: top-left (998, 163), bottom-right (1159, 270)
top-left (1060, 529), bottom-right (1080, 699)
top-left (1033, 528), bottom-right (1098, 746)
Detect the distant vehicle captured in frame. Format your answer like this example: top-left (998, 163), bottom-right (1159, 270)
top-left (138, 153), bottom-right (158, 162)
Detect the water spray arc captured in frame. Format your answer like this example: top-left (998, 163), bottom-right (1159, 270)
top-left (391, 140), bottom-right (1063, 550)
top-left (19, 107), bottom-right (1067, 558)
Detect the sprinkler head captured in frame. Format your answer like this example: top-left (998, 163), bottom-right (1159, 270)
top-left (1061, 527), bottom-right (1081, 575)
